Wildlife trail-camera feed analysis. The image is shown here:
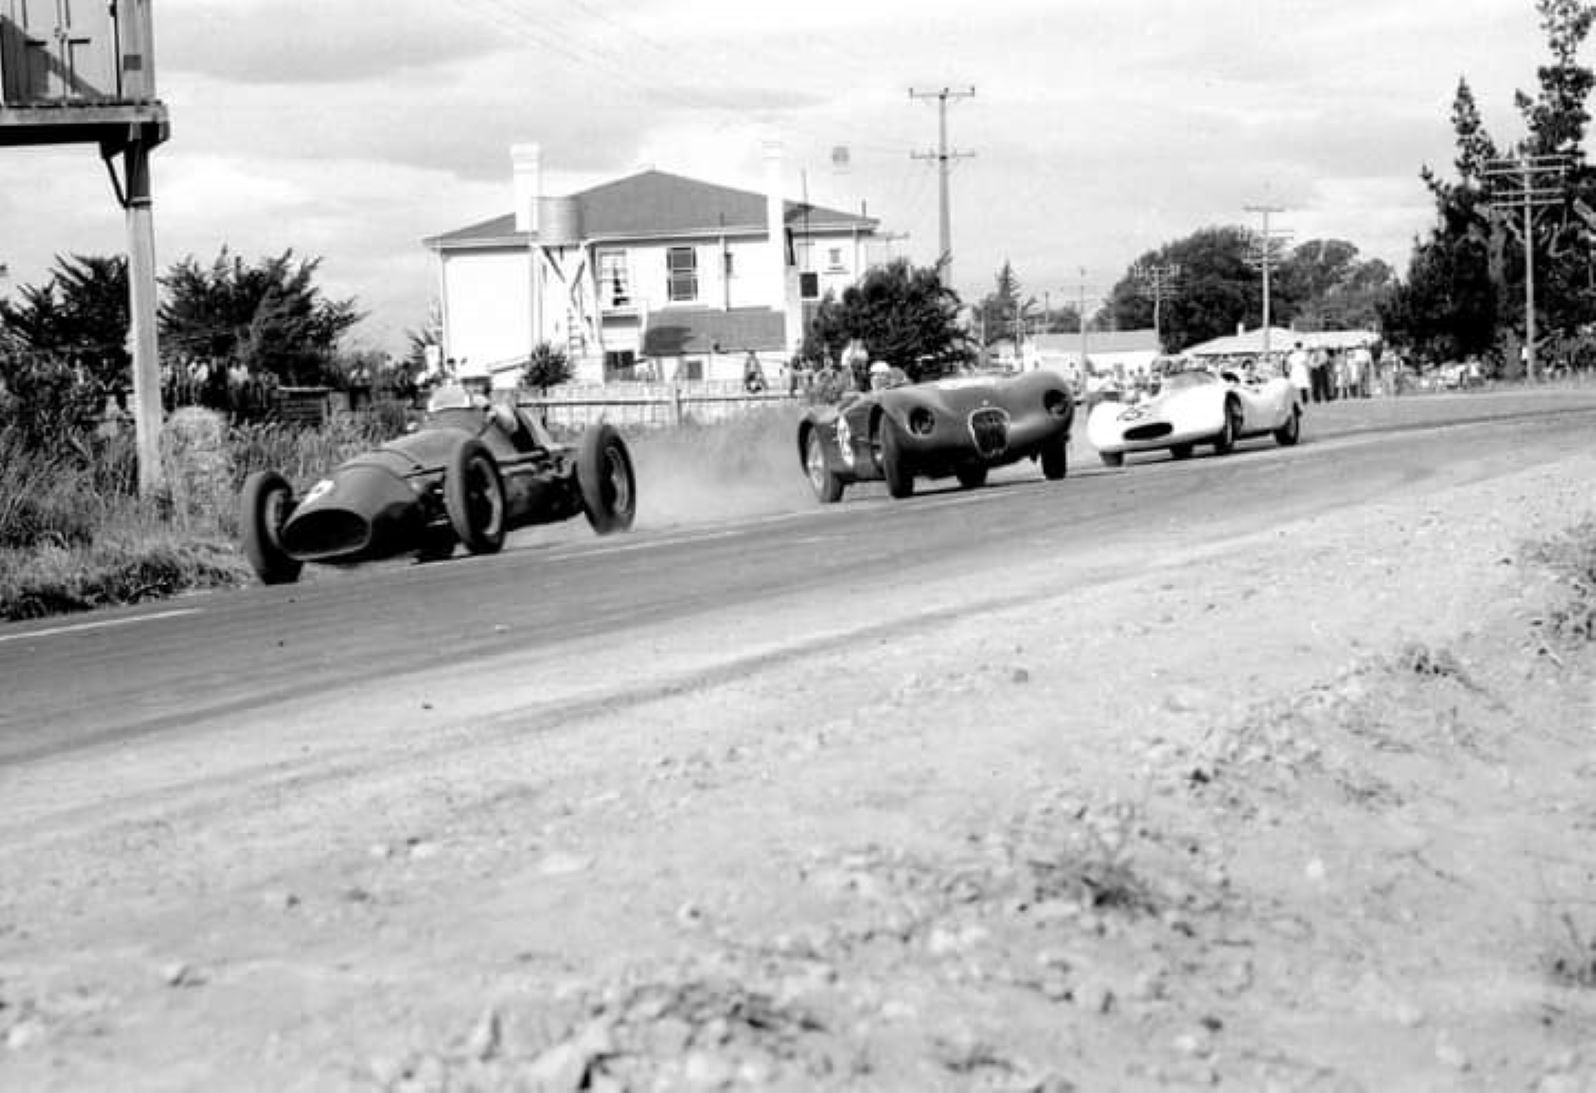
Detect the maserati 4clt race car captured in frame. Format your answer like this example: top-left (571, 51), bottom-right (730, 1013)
top-left (797, 368), bottom-right (1075, 502)
top-left (1086, 367), bottom-right (1301, 466)
top-left (239, 389), bottom-right (636, 584)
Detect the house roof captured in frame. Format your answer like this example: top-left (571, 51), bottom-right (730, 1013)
top-left (426, 169), bottom-right (877, 250)
top-left (1034, 329), bottom-right (1160, 355)
top-left (641, 306), bottom-right (785, 357)
top-left (1186, 326), bottom-right (1378, 356)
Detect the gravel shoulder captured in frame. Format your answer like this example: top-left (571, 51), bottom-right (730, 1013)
top-left (3, 406), bottom-right (1596, 1091)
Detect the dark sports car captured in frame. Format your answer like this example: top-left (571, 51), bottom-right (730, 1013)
top-left (797, 368), bottom-right (1075, 501)
top-left (239, 389), bottom-right (636, 584)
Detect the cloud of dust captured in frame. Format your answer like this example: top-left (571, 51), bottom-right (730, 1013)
top-left (626, 406), bottom-right (818, 530)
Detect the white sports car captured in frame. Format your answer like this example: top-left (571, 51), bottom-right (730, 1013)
top-left (1087, 368), bottom-right (1302, 466)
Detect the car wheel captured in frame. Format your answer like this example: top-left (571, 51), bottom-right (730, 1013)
top-left (444, 438), bottom-right (506, 554)
top-left (240, 470), bottom-right (303, 585)
top-left (1274, 406), bottom-right (1302, 447)
top-left (1040, 434), bottom-right (1068, 480)
top-left (878, 417), bottom-right (915, 498)
top-left (579, 423), bottom-right (637, 534)
top-left (1214, 399), bottom-right (1242, 455)
top-left (1170, 443), bottom-right (1194, 460)
top-left (804, 425), bottom-right (846, 503)
top-left (955, 464), bottom-right (988, 490)
top-left (1098, 451), bottom-right (1125, 468)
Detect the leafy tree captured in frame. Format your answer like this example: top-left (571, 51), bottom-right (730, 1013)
top-left (1107, 227), bottom-right (1259, 351)
top-left (1277, 240), bottom-right (1396, 330)
top-left (521, 342), bottom-right (573, 391)
top-left (159, 248), bottom-right (364, 387)
top-left (1388, 1), bottom-right (1596, 364)
top-left (803, 258), bottom-right (973, 383)
top-left (0, 254), bottom-right (130, 399)
top-left (973, 260), bottom-right (1031, 345)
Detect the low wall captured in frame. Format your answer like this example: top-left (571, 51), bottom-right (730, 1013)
top-left (517, 381), bottom-right (803, 429)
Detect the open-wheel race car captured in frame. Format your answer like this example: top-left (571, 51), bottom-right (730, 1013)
top-left (239, 388), bottom-right (637, 584)
top-left (1086, 366), bottom-right (1301, 466)
top-left (798, 367), bottom-right (1075, 502)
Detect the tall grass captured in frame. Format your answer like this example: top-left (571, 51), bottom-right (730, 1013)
top-left (0, 408), bottom-right (408, 622)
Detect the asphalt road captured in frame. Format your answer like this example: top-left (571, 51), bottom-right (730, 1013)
top-left (4, 390), bottom-right (1595, 768)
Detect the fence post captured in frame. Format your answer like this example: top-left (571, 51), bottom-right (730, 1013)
top-left (669, 383), bottom-right (684, 427)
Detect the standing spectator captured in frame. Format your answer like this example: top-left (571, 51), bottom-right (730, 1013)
top-left (1309, 346), bottom-right (1331, 403)
top-left (1349, 343), bottom-right (1373, 398)
top-left (1287, 341), bottom-right (1311, 406)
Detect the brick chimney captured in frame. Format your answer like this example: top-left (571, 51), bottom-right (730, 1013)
top-left (512, 143), bottom-right (541, 233)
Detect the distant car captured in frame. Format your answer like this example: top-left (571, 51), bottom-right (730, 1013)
top-left (239, 388), bottom-right (636, 584)
top-left (797, 368), bottom-right (1075, 502)
top-left (1087, 367), bottom-right (1300, 466)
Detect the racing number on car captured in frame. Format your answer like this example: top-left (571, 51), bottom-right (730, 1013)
top-left (835, 415), bottom-right (855, 468)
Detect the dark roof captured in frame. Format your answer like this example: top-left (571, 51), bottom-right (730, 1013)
top-left (426, 169), bottom-right (876, 249)
top-left (641, 306), bottom-right (785, 357)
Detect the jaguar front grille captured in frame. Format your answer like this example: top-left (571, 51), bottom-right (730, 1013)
top-left (968, 408), bottom-right (1010, 458)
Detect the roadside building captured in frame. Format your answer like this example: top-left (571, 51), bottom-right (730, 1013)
top-left (423, 143), bottom-right (880, 389)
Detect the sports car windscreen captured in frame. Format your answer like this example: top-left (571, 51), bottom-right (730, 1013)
top-left (1162, 371), bottom-right (1217, 391)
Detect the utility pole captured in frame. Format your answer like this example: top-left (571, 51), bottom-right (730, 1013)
top-left (909, 86), bottom-right (975, 287)
top-left (1485, 154), bottom-right (1567, 381)
top-left (1132, 262), bottom-right (1181, 348)
top-left (1243, 204), bottom-right (1290, 364)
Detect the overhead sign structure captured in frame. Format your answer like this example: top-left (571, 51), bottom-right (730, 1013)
top-left (0, 0), bottom-right (169, 495)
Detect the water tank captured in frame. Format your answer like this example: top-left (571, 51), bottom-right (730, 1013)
top-left (537, 196), bottom-right (583, 246)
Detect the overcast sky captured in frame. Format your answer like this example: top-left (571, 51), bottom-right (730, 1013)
top-left (0, 0), bottom-right (1559, 353)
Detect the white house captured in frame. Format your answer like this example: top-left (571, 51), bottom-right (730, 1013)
top-left (422, 142), bottom-right (881, 387)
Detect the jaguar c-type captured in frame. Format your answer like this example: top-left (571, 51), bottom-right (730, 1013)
top-left (798, 368), bottom-right (1075, 502)
top-left (1086, 368), bottom-right (1301, 466)
top-left (239, 388), bottom-right (636, 584)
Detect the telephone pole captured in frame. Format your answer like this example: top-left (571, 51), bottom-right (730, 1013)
top-left (1243, 204), bottom-right (1290, 363)
top-left (1132, 262), bottom-right (1181, 347)
top-left (910, 86), bottom-right (975, 287)
top-left (1485, 154), bottom-right (1567, 381)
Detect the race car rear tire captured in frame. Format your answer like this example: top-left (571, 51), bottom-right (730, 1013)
top-left (955, 465), bottom-right (988, 490)
top-left (240, 470), bottom-right (303, 585)
top-left (1274, 406), bottom-right (1302, 447)
top-left (1170, 443), bottom-right (1194, 461)
top-left (1214, 398), bottom-right (1242, 455)
top-left (878, 417), bottom-right (915, 499)
top-left (1098, 451), bottom-right (1124, 468)
top-left (1040, 435), bottom-right (1068, 480)
top-left (579, 423), bottom-right (637, 534)
top-left (804, 425), bottom-right (846, 503)
top-left (444, 438), bottom-right (506, 555)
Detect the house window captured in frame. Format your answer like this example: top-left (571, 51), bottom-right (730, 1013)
top-left (667, 247), bottom-right (698, 303)
top-left (826, 246), bottom-right (845, 272)
top-left (799, 271), bottom-right (820, 300)
top-left (599, 251), bottom-right (631, 308)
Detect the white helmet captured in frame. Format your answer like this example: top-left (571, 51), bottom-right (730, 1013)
top-left (869, 360), bottom-right (890, 376)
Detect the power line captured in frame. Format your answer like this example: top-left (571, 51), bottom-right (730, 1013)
top-left (909, 86), bottom-right (975, 286)
top-left (1485, 154), bottom-right (1568, 381)
top-left (1243, 204), bottom-right (1290, 361)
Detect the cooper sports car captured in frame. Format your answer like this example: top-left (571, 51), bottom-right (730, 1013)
top-left (1086, 367), bottom-right (1301, 466)
top-left (797, 368), bottom-right (1075, 502)
top-left (239, 388), bottom-right (636, 584)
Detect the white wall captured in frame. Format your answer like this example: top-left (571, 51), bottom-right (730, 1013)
top-left (442, 249), bottom-right (531, 383)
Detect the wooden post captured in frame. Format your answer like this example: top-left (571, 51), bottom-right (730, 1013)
top-left (124, 137), bottom-right (164, 497)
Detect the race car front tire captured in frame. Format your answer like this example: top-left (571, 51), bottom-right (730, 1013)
top-left (1274, 406), bottom-right (1302, 447)
top-left (579, 423), bottom-right (637, 534)
top-left (240, 470), bottom-right (303, 585)
top-left (804, 425), bottom-right (846, 503)
top-left (1040, 435), bottom-right (1068, 480)
top-left (878, 417), bottom-right (915, 499)
top-left (444, 438), bottom-right (506, 554)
